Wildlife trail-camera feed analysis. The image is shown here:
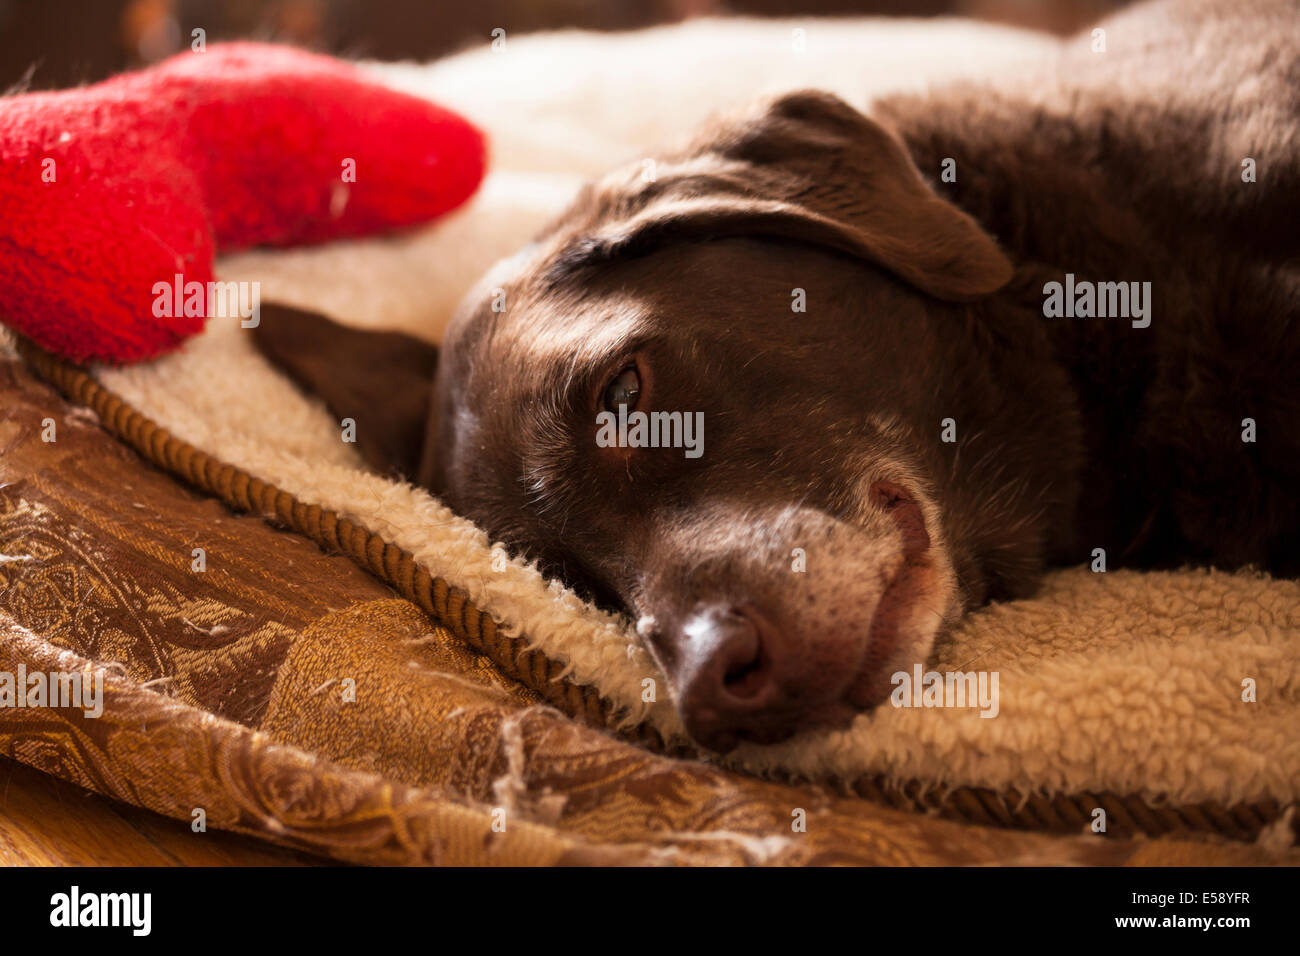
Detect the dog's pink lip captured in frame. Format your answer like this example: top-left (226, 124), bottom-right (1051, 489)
top-left (846, 483), bottom-right (934, 708)
top-left (863, 554), bottom-right (927, 668)
top-left (870, 479), bottom-right (930, 553)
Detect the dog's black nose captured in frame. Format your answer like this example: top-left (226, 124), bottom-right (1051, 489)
top-left (675, 604), bottom-right (786, 752)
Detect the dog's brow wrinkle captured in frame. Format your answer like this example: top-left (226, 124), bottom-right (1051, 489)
top-left (542, 239), bottom-right (611, 287)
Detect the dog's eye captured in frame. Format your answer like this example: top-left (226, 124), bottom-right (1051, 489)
top-left (603, 366), bottom-right (641, 412)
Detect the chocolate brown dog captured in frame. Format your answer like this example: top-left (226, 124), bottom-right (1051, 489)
top-left (254, 0), bottom-right (1300, 752)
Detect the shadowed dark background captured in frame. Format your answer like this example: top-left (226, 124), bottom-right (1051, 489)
top-left (2, 0), bottom-right (1131, 92)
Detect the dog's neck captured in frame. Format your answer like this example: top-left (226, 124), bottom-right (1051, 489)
top-left (873, 85), bottom-right (1196, 575)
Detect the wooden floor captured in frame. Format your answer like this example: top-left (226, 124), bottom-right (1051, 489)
top-left (0, 757), bottom-right (323, 866)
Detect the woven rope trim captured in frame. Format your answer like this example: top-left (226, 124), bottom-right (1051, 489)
top-left (17, 337), bottom-right (1295, 846)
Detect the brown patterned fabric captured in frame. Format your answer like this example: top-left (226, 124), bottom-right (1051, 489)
top-left (1, 354), bottom-right (1294, 864)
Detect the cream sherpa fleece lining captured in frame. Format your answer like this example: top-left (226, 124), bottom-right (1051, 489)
top-left (66, 20), bottom-right (1300, 809)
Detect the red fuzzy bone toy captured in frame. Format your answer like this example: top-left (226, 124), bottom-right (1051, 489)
top-left (0, 43), bottom-right (485, 363)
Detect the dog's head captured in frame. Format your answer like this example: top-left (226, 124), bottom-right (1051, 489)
top-left (257, 92), bottom-right (1043, 752)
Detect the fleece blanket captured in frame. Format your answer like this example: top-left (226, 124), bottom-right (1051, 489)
top-left (6, 18), bottom-right (1298, 856)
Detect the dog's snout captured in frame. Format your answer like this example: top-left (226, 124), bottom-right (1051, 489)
top-left (674, 604), bottom-right (789, 752)
top-left (635, 484), bottom-right (952, 753)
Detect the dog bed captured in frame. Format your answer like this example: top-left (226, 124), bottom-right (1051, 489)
top-left (5, 19), bottom-right (1298, 861)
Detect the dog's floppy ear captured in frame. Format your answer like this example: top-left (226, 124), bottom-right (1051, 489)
top-left (250, 303), bottom-right (438, 480)
top-left (552, 91), bottom-right (1012, 301)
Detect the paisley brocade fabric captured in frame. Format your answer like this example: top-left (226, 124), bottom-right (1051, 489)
top-left (0, 357), bottom-right (1290, 865)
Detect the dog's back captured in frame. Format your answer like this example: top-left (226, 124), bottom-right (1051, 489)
top-left (874, 0), bottom-right (1300, 574)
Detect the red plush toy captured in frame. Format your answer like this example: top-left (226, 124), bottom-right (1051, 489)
top-left (0, 43), bottom-right (485, 363)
